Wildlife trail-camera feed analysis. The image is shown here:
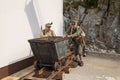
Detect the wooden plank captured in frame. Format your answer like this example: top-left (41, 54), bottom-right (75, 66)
top-left (47, 54), bottom-right (75, 80)
top-left (19, 53), bottom-right (76, 80)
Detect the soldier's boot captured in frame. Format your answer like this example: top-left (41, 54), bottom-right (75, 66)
top-left (78, 61), bottom-right (84, 66)
top-left (79, 55), bottom-right (84, 66)
top-left (83, 52), bottom-right (86, 57)
top-left (76, 55), bottom-right (84, 66)
top-left (82, 46), bottom-right (86, 57)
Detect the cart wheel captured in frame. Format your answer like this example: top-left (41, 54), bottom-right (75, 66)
top-left (34, 61), bottom-right (42, 70)
top-left (54, 62), bottom-right (59, 71)
top-left (34, 61), bottom-right (37, 69)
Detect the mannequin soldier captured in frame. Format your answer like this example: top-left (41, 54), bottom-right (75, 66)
top-left (64, 21), bottom-right (85, 66)
top-left (40, 22), bottom-right (55, 38)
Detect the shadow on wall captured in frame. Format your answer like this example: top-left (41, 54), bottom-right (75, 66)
top-left (25, 0), bottom-right (40, 38)
top-left (0, 0), bottom-right (40, 79)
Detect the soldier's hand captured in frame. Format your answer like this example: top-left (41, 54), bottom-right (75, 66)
top-left (62, 35), bottom-right (67, 38)
top-left (67, 35), bottom-right (72, 38)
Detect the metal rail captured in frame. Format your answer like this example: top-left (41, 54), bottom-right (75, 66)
top-left (19, 53), bottom-right (76, 80)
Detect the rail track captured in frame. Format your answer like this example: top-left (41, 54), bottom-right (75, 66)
top-left (19, 52), bottom-right (78, 80)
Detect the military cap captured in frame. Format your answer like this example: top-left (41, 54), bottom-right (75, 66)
top-left (71, 20), bottom-right (78, 25)
top-left (45, 22), bottom-right (53, 27)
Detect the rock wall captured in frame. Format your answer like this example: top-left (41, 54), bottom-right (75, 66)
top-left (63, 0), bottom-right (120, 54)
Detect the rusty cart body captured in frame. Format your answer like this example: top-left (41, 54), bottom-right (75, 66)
top-left (28, 36), bottom-right (69, 69)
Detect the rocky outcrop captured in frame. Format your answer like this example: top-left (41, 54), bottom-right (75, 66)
top-left (63, 0), bottom-right (120, 54)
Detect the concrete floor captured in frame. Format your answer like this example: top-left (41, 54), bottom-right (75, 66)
top-left (64, 55), bottom-right (120, 80)
top-left (2, 55), bottom-right (120, 80)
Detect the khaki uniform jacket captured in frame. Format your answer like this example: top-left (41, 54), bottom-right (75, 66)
top-left (67, 26), bottom-right (86, 55)
top-left (67, 26), bottom-right (85, 38)
top-left (40, 29), bottom-right (55, 38)
top-left (67, 26), bottom-right (85, 45)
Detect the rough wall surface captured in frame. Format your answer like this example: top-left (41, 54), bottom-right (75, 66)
top-left (63, 0), bottom-right (120, 54)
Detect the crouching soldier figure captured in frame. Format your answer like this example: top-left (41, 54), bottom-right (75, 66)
top-left (40, 22), bottom-right (56, 38)
top-left (64, 21), bottom-right (85, 66)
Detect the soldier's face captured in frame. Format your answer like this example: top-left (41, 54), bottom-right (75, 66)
top-left (72, 23), bottom-right (77, 29)
top-left (46, 26), bottom-right (51, 31)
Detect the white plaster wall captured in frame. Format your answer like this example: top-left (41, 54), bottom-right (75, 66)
top-left (0, 0), bottom-right (63, 68)
top-left (34, 0), bottom-right (63, 36)
top-left (0, 0), bottom-right (34, 68)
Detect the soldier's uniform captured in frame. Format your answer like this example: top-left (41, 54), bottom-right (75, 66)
top-left (40, 29), bottom-right (55, 38)
top-left (40, 23), bottom-right (55, 38)
top-left (67, 24), bottom-right (85, 66)
top-left (68, 26), bottom-right (83, 55)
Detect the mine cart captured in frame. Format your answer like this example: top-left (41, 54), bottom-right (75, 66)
top-left (28, 36), bottom-right (70, 70)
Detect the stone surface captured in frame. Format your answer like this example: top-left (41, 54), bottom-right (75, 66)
top-left (63, 2), bottom-right (120, 54)
top-left (64, 55), bottom-right (120, 80)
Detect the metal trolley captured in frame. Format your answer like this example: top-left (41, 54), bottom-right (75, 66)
top-left (28, 36), bottom-right (69, 70)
